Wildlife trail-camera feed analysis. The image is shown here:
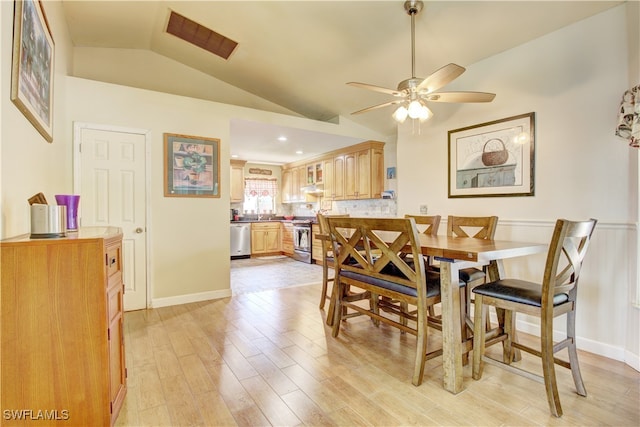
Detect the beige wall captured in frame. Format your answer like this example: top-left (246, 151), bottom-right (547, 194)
top-left (1, 0), bottom-right (74, 238)
top-left (64, 77), bottom-right (385, 306)
top-left (396, 4), bottom-right (639, 368)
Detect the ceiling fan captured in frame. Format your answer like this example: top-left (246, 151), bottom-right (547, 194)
top-left (347, 0), bottom-right (495, 123)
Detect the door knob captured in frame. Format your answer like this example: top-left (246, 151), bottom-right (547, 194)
top-left (135, 227), bottom-right (144, 234)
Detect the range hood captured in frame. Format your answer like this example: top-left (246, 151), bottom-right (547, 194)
top-left (301, 184), bottom-right (324, 194)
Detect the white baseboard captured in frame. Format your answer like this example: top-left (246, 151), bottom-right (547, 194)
top-left (625, 350), bottom-right (640, 371)
top-left (512, 316), bottom-right (638, 370)
top-left (151, 289), bottom-right (232, 308)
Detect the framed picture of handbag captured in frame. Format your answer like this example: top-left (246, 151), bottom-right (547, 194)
top-left (448, 112), bottom-right (535, 198)
top-left (11, 0), bottom-right (55, 142)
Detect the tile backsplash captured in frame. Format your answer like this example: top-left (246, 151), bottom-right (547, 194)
top-left (286, 199), bottom-right (398, 218)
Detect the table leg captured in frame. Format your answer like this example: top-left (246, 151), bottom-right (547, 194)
top-left (440, 261), bottom-right (464, 394)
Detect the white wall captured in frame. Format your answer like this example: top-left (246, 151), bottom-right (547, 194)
top-left (397, 4), bottom-right (639, 368)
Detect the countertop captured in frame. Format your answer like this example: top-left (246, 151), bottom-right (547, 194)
top-left (231, 217), bottom-right (317, 224)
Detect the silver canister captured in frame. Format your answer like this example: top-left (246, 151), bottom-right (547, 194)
top-left (30, 204), bottom-right (67, 238)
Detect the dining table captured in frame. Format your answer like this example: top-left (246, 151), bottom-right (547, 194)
top-left (318, 230), bottom-right (547, 394)
top-left (414, 234), bottom-right (547, 394)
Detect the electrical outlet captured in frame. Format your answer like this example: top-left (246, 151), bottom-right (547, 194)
top-left (419, 204), bottom-right (428, 214)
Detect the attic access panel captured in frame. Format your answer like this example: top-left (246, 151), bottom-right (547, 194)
top-left (166, 11), bottom-right (237, 60)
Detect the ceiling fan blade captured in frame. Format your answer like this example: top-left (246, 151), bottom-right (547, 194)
top-left (423, 91), bottom-right (496, 103)
top-left (351, 100), bottom-right (405, 115)
top-left (347, 82), bottom-right (405, 97)
top-left (415, 63), bottom-right (466, 93)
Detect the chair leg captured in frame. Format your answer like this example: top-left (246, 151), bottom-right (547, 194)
top-left (503, 310), bottom-right (515, 364)
top-left (331, 279), bottom-right (345, 338)
top-left (412, 315), bottom-right (428, 386)
top-left (497, 307), bottom-right (521, 362)
top-left (567, 308), bottom-right (587, 397)
top-left (326, 276), bottom-right (339, 327)
top-left (460, 287), bottom-right (469, 365)
top-left (371, 293), bottom-right (380, 326)
top-left (541, 314), bottom-right (563, 417)
top-left (400, 302), bottom-right (408, 332)
top-left (472, 295), bottom-right (487, 380)
top-left (319, 261), bottom-right (329, 309)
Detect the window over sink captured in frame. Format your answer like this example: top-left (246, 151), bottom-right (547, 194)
top-left (243, 178), bottom-right (277, 214)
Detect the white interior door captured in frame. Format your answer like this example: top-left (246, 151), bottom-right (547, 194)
top-left (75, 124), bottom-right (149, 311)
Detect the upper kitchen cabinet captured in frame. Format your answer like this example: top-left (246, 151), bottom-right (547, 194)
top-left (328, 141), bottom-right (385, 201)
top-left (230, 160), bottom-right (247, 202)
top-left (306, 161), bottom-right (323, 185)
top-left (282, 141), bottom-right (384, 203)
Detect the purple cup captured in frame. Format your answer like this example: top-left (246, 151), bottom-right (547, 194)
top-left (55, 195), bottom-right (80, 231)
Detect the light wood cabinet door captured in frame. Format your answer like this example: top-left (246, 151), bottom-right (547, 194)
top-left (251, 223), bottom-right (281, 254)
top-left (355, 149), bottom-right (371, 199)
top-left (323, 157), bottom-right (334, 200)
top-left (230, 160), bottom-right (246, 203)
top-left (282, 222), bottom-right (294, 255)
top-left (370, 147), bottom-right (385, 199)
top-left (333, 155), bottom-right (345, 200)
top-left (282, 168), bottom-right (292, 203)
top-left (311, 224), bottom-right (323, 263)
top-left (344, 151), bottom-right (357, 199)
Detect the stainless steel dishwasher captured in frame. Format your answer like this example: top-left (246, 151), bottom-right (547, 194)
top-left (230, 222), bottom-right (251, 259)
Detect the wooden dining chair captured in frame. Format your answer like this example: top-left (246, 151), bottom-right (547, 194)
top-left (471, 218), bottom-right (597, 417)
top-left (318, 213), bottom-right (372, 327)
top-left (317, 213), bottom-right (349, 310)
top-left (446, 215), bottom-right (499, 331)
top-left (327, 216), bottom-right (444, 386)
top-left (388, 215), bottom-right (442, 321)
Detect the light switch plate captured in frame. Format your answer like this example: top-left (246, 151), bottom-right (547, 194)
top-left (419, 205), bottom-right (428, 214)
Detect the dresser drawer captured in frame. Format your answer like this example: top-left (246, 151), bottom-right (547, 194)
top-left (106, 244), bottom-right (122, 279)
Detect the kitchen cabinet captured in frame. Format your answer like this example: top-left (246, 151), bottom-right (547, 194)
top-left (283, 141), bottom-right (385, 202)
top-left (322, 157), bottom-right (334, 200)
top-left (305, 161), bottom-right (323, 185)
top-left (251, 222), bottom-right (281, 254)
top-left (282, 222), bottom-right (294, 255)
top-left (281, 168), bottom-right (292, 203)
top-left (1, 227), bottom-right (126, 426)
top-left (311, 223), bottom-right (323, 264)
top-left (282, 165), bottom-right (307, 203)
top-left (230, 159), bottom-right (246, 203)
top-left (332, 154), bottom-right (346, 200)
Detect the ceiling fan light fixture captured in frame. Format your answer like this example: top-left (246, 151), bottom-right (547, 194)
top-left (407, 100), bottom-right (424, 119)
top-left (393, 105), bottom-right (409, 123)
top-left (418, 105), bottom-right (433, 122)
top-left (346, 0), bottom-right (495, 126)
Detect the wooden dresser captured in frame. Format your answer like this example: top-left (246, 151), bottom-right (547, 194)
top-left (1, 227), bottom-right (126, 426)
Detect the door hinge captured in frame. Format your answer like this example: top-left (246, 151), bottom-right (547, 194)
top-left (107, 328), bottom-right (111, 340)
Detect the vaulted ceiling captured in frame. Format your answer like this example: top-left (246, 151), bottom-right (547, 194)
top-left (61, 1), bottom-right (621, 163)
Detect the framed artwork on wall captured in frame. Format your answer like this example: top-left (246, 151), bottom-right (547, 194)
top-left (11, 0), bottom-right (55, 142)
top-left (448, 112), bottom-right (535, 198)
top-left (164, 133), bottom-right (220, 198)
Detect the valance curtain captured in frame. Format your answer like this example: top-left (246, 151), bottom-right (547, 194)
top-left (616, 85), bottom-right (640, 147)
top-left (244, 178), bottom-right (278, 197)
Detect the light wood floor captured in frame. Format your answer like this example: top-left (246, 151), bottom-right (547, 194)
top-left (116, 260), bottom-right (640, 426)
